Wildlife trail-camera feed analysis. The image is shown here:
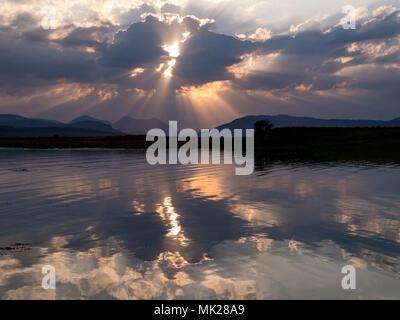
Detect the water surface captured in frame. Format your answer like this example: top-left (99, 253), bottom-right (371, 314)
top-left (0, 149), bottom-right (399, 299)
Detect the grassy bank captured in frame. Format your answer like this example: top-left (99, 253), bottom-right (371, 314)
top-left (255, 127), bottom-right (400, 162)
top-left (0, 135), bottom-right (151, 149)
top-left (0, 127), bottom-right (399, 163)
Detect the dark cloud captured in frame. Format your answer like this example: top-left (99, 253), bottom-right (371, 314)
top-left (234, 9), bottom-right (400, 92)
top-left (100, 15), bottom-right (166, 69)
top-left (261, 9), bottom-right (400, 57)
top-left (10, 12), bottom-right (38, 29)
top-left (1, 7), bottom-right (400, 124)
top-left (1, 9), bottom-right (399, 91)
top-left (175, 30), bottom-right (254, 84)
top-left (0, 28), bottom-right (99, 86)
top-left (55, 25), bottom-right (113, 49)
top-left (234, 71), bottom-right (305, 91)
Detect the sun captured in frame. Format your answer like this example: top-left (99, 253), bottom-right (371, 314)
top-left (163, 42), bottom-right (180, 58)
top-left (159, 32), bottom-right (191, 78)
top-left (161, 41), bottom-right (180, 78)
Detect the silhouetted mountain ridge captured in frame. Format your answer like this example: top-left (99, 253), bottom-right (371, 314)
top-left (69, 115), bottom-right (112, 126)
top-left (68, 121), bottom-right (121, 135)
top-left (113, 116), bottom-right (169, 134)
top-left (0, 114), bottom-right (169, 137)
top-left (217, 114), bottom-right (400, 131)
top-left (0, 114), bottom-right (121, 137)
top-left (0, 114), bottom-right (63, 128)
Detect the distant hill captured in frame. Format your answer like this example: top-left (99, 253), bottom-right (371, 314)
top-left (114, 116), bottom-right (169, 134)
top-left (0, 114), bottom-right (64, 128)
top-left (0, 114), bottom-right (167, 137)
top-left (0, 114), bottom-right (122, 137)
top-left (68, 120), bottom-right (122, 135)
top-left (217, 115), bottom-right (400, 131)
top-left (69, 115), bottom-right (111, 126)
top-left (390, 117), bottom-right (400, 126)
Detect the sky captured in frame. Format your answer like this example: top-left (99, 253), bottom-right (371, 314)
top-left (0, 0), bottom-right (399, 128)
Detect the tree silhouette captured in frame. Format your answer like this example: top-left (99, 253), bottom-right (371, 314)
top-left (254, 120), bottom-right (274, 140)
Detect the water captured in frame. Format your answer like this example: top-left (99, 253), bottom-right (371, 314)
top-left (0, 149), bottom-right (399, 299)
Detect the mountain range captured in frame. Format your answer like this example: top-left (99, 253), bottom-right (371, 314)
top-left (1, 114), bottom-right (400, 138)
top-left (113, 116), bottom-right (169, 135)
top-left (0, 114), bottom-right (169, 137)
top-left (217, 115), bottom-right (400, 131)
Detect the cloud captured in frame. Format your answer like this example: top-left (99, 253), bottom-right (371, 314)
top-left (100, 15), bottom-right (167, 69)
top-left (161, 3), bottom-right (181, 14)
top-left (0, 27), bottom-right (99, 92)
top-left (0, 2), bottom-right (400, 125)
top-left (233, 8), bottom-right (400, 92)
top-left (118, 4), bottom-right (157, 26)
top-left (174, 29), bottom-right (255, 84)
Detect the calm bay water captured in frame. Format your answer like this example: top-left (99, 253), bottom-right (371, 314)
top-left (0, 149), bottom-right (399, 299)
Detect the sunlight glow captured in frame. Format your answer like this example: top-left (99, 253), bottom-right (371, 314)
top-left (164, 59), bottom-right (176, 78)
top-left (163, 42), bottom-right (180, 58)
top-left (161, 41), bottom-right (180, 78)
top-left (156, 197), bottom-right (190, 246)
top-left (182, 31), bottom-right (191, 42)
top-left (156, 63), bottom-right (164, 72)
top-left (130, 67), bottom-right (144, 78)
top-left (176, 80), bottom-right (241, 128)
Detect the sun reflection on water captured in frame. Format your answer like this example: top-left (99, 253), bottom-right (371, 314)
top-left (156, 197), bottom-right (190, 246)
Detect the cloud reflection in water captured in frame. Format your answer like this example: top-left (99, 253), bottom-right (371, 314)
top-left (0, 150), bottom-right (399, 299)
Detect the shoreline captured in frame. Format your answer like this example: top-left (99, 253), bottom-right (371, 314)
top-left (0, 127), bottom-right (399, 163)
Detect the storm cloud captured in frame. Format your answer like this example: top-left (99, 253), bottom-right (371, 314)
top-left (0, 1), bottom-right (399, 127)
